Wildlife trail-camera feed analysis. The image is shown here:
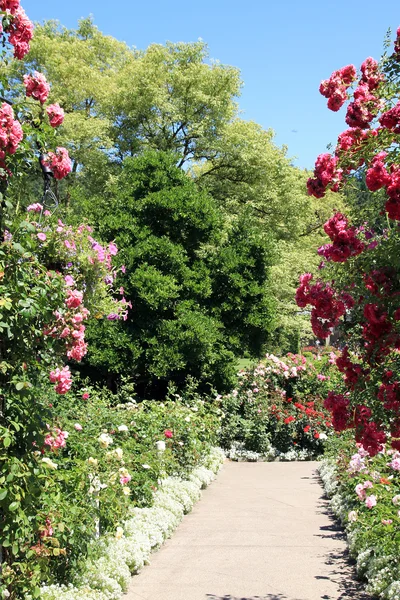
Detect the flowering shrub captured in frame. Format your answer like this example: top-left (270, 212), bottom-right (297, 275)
top-left (297, 26), bottom-right (400, 454)
top-left (37, 447), bottom-right (225, 600)
top-left (320, 434), bottom-right (400, 599)
top-left (219, 352), bottom-right (339, 459)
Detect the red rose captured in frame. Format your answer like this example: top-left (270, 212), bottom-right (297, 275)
top-left (164, 429), bottom-right (173, 438)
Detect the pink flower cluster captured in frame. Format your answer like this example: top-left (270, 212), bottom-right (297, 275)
top-left (23, 71), bottom-right (50, 104)
top-left (306, 153), bottom-right (342, 198)
top-left (46, 103), bottom-right (64, 128)
top-left (49, 365), bottom-right (72, 395)
top-left (295, 273), bottom-right (351, 338)
top-left (44, 425), bottom-right (68, 450)
top-left (1, 2), bottom-right (33, 59)
top-left (44, 147), bottom-right (72, 180)
top-left (55, 289), bottom-right (89, 362)
top-left (345, 83), bottom-right (383, 129)
top-left (317, 212), bottom-right (364, 263)
top-left (336, 127), bottom-right (371, 156)
top-left (27, 202), bottom-right (43, 213)
top-left (360, 57), bottom-right (384, 91)
top-left (365, 151), bottom-right (391, 192)
top-left (319, 64), bottom-right (356, 111)
top-left (0, 102), bottom-right (23, 170)
top-left (379, 100), bottom-right (400, 134)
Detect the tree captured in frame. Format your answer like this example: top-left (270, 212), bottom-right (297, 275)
top-left (80, 151), bottom-right (275, 397)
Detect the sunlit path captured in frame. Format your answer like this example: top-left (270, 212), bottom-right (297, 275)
top-left (125, 461), bottom-right (371, 600)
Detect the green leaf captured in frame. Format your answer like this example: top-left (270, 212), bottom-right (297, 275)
top-left (15, 382), bottom-right (25, 391)
top-left (9, 501), bottom-right (19, 511)
top-left (0, 488), bottom-right (7, 500)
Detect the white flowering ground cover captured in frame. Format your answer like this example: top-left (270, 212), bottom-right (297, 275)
top-left (226, 440), bottom-right (324, 462)
top-left (37, 448), bottom-right (225, 600)
top-left (319, 454), bottom-right (400, 600)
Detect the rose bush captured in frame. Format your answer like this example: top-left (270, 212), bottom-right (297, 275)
top-left (297, 26), bottom-right (400, 455)
top-left (219, 351), bottom-right (339, 460)
top-left (320, 433), bottom-right (400, 599)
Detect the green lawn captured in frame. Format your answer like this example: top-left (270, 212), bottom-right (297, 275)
top-left (236, 358), bottom-right (254, 371)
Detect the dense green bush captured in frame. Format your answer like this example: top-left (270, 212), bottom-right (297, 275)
top-left (80, 150), bottom-right (276, 397)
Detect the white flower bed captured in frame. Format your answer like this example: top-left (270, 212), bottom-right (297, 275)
top-left (39, 447), bottom-right (225, 600)
top-left (318, 459), bottom-right (400, 600)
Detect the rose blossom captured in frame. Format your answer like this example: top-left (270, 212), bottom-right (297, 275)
top-left (365, 494), bottom-right (377, 509)
top-left (46, 103), bottom-right (65, 128)
top-left (74, 423), bottom-right (83, 431)
top-left (27, 203), bottom-right (43, 213)
top-left (23, 72), bottom-right (50, 104)
top-left (44, 147), bottom-right (72, 180)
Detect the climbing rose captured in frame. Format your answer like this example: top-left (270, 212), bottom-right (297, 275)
top-left (379, 100), bottom-right (400, 133)
top-left (4, 7), bottom-right (33, 59)
top-left (307, 153), bottom-right (342, 198)
top-left (44, 147), bottom-right (72, 180)
top-left (0, 0), bottom-right (21, 12)
top-left (360, 57), bottom-right (384, 90)
top-left (46, 103), bottom-right (65, 128)
top-left (365, 152), bottom-right (391, 191)
top-left (0, 102), bottom-right (23, 167)
top-left (65, 289), bottom-right (83, 309)
top-left (164, 429), bottom-right (173, 438)
top-left (23, 72), bottom-right (50, 104)
top-left (49, 366), bottom-right (72, 395)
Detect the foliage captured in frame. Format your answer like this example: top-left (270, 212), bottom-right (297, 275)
top-left (297, 27), bottom-right (400, 454)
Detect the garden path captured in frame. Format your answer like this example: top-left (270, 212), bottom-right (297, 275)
top-left (125, 461), bottom-right (372, 600)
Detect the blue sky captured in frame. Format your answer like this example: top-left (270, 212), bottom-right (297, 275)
top-left (22, 0), bottom-right (400, 169)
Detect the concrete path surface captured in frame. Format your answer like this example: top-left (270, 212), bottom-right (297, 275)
top-left (125, 461), bottom-right (372, 600)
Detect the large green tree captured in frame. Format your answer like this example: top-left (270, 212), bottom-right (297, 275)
top-left (81, 151), bottom-right (275, 397)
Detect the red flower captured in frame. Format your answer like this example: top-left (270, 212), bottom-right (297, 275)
top-left (314, 432), bottom-right (320, 439)
top-left (304, 425), bottom-right (311, 433)
top-left (164, 429), bottom-right (173, 438)
top-left (284, 416), bottom-right (295, 424)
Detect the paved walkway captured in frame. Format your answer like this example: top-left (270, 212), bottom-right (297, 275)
top-left (125, 461), bottom-right (372, 600)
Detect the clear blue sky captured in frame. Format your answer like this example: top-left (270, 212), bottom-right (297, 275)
top-left (22, 0), bottom-right (400, 169)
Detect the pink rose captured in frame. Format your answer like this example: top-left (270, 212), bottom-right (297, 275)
top-left (365, 495), bottom-right (377, 509)
top-left (23, 72), bottom-right (50, 104)
top-left (164, 429), bottom-right (173, 439)
top-left (46, 103), bottom-right (65, 128)
top-left (74, 423), bottom-right (83, 431)
top-left (37, 232), bottom-right (47, 242)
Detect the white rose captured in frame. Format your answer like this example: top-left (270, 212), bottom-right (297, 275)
top-left (155, 440), bottom-right (166, 452)
top-left (115, 527), bottom-right (124, 540)
top-left (118, 424), bottom-right (129, 432)
top-left (113, 447), bottom-right (123, 460)
top-left (98, 433), bottom-right (113, 448)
